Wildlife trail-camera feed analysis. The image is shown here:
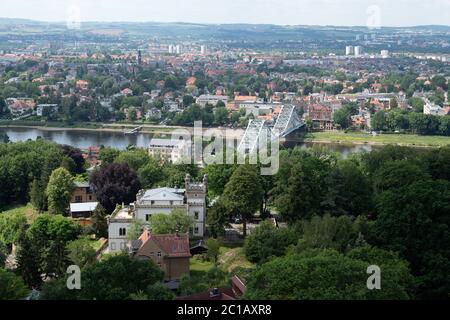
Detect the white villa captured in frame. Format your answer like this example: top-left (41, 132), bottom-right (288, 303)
top-left (107, 174), bottom-right (208, 253)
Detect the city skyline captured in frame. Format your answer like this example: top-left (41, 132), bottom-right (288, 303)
top-left (0, 0), bottom-right (450, 27)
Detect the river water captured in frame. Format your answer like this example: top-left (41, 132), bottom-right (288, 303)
top-left (0, 127), bottom-right (378, 156)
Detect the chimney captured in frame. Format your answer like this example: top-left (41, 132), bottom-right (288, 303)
top-left (185, 173), bottom-right (191, 189)
top-left (209, 288), bottom-right (220, 298)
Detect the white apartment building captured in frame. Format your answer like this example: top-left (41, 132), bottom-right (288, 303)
top-left (196, 94), bottom-right (229, 107)
top-left (345, 46), bottom-right (354, 56)
top-left (148, 138), bottom-right (190, 163)
top-left (107, 174), bottom-right (208, 253)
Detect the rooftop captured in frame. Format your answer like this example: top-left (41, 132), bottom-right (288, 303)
top-left (70, 202), bottom-right (98, 213)
top-left (138, 187), bottom-right (185, 202)
top-left (74, 181), bottom-right (90, 188)
top-left (136, 230), bottom-right (191, 258)
top-left (149, 138), bottom-right (187, 148)
top-left (112, 206), bottom-right (134, 219)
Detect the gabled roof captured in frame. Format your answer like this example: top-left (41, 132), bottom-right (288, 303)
top-left (140, 188), bottom-right (185, 202)
top-left (136, 230), bottom-right (191, 258)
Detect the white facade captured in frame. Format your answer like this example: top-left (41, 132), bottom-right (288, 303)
top-left (381, 50), bottom-right (389, 58)
top-left (36, 104), bottom-right (58, 117)
top-left (196, 94), bottom-right (228, 107)
top-left (134, 175), bottom-right (207, 237)
top-left (108, 206), bottom-right (134, 253)
top-left (107, 175), bottom-right (208, 253)
top-left (345, 46), bottom-right (354, 56)
top-left (148, 138), bottom-right (190, 163)
top-left (354, 46), bottom-right (363, 57)
top-left (424, 100), bottom-right (444, 115)
top-left (135, 188), bottom-right (186, 222)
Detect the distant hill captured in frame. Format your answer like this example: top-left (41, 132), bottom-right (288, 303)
top-left (0, 18), bottom-right (448, 42)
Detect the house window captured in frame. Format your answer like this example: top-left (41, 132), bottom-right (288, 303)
top-left (157, 251), bottom-right (162, 258)
top-left (119, 228), bottom-right (126, 236)
top-left (170, 201), bottom-right (173, 205)
top-left (75, 196), bottom-right (82, 203)
top-left (88, 195), bottom-right (92, 201)
top-left (120, 242), bottom-right (126, 250)
top-left (194, 212), bottom-right (199, 220)
top-left (146, 214), bottom-right (151, 222)
top-left (151, 200), bottom-right (155, 205)
top-left (111, 243), bottom-right (116, 250)
top-left (194, 227), bottom-right (199, 234)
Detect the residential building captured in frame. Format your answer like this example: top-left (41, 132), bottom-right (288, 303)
top-left (148, 138), bottom-right (190, 163)
top-left (132, 229), bottom-right (191, 281)
top-left (345, 46), bottom-right (354, 56)
top-left (135, 174), bottom-right (207, 236)
top-left (145, 108), bottom-right (162, 120)
top-left (196, 94), bottom-right (228, 107)
top-left (6, 98), bottom-right (36, 115)
top-left (107, 174), bottom-right (208, 253)
top-left (71, 181), bottom-right (97, 203)
top-left (424, 100), bottom-right (445, 115)
top-left (233, 95), bottom-right (260, 109)
top-left (36, 104), bottom-right (58, 117)
top-left (243, 103), bottom-right (280, 117)
top-left (108, 206), bottom-right (135, 252)
top-left (75, 80), bottom-right (89, 90)
top-left (121, 88), bottom-right (133, 96)
top-left (307, 104), bottom-right (334, 130)
top-left (69, 202), bottom-right (99, 219)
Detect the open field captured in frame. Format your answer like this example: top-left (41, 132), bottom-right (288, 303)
top-left (305, 131), bottom-right (450, 147)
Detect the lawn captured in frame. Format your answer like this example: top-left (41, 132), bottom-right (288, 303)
top-left (305, 131), bottom-right (450, 147)
top-left (189, 257), bottom-right (215, 277)
top-left (189, 245), bottom-right (255, 276)
top-left (218, 247), bottom-right (255, 273)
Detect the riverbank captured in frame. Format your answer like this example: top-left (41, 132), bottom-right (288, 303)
top-left (0, 121), bottom-right (245, 138)
top-left (2, 121), bottom-right (449, 148)
top-left (304, 131), bottom-right (450, 147)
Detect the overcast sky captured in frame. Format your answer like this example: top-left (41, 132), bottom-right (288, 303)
top-left (0, 0), bottom-right (449, 26)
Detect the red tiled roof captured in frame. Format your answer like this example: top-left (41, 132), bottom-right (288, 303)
top-left (235, 95), bottom-right (257, 102)
top-left (138, 230), bottom-right (191, 258)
